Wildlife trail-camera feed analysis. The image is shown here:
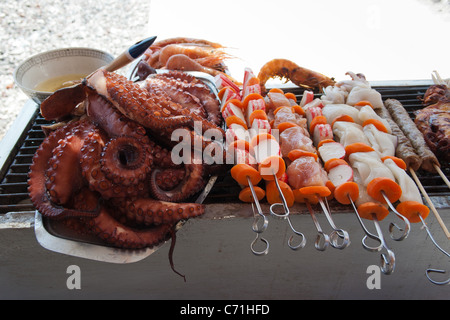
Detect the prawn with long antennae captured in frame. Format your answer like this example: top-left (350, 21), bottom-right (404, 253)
top-left (258, 58), bottom-right (336, 93)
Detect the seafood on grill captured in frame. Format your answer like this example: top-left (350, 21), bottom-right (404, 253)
top-left (257, 58), bottom-right (336, 93)
top-left (29, 69), bottom-right (226, 254)
top-left (140, 37), bottom-right (231, 78)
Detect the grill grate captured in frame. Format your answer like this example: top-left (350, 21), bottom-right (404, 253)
top-left (0, 85), bottom-right (448, 214)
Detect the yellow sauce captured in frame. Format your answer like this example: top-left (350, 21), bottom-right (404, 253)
top-left (34, 73), bottom-right (87, 92)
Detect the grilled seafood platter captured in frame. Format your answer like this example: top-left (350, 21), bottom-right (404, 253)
top-left (29, 65), bottom-right (227, 266)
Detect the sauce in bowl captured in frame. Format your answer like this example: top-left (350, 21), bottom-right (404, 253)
top-left (34, 73), bottom-right (87, 92)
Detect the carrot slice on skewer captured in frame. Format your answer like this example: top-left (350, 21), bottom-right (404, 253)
top-left (249, 109), bottom-right (268, 126)
top-left (396, 201), bottom-right (430, 223)
top-left (309, 115), bottom-right (328, 135)
top-left (287, 149), bottom-right (318, 162)
top-left (331, 115), bottom-right (354, 128)
top-left (269, 88), bottom-right (285, 94)
top-left (284, 92), bottom-right (297, 102)
top-left (354, 100), bottom-right (374, 109)
top-left (239, 186), bottom-right (265, 203)
top-left (362, 119), bottom-right (389, 133)
top-left (242, 93), bottom-right (264, 109)
top-left (298, 186), bottom-right (331, 198)
top-left (366, 177), bottom-right (402, 204)
top-left (291, 105), bottom-right (305, 116)
top-left (334, 182), bottom-right (359, 205)
top-left (293, 189), bottom-right (319, 204)
top-left (381, 156), bottom-right (407, 170)
top-left (230, 163), bottom-right (262, 186)
top-left (344, 142), bottom-right (375, 156)
top-left (226, 115), bottom-right (248, 129)
top-left (277, 121), bottom-right (299, 133)
top-left (224, 98), bottom-right (244, 111)
top-left (258, 155), bottom-right (286, 181)
top-left (317, 138), bottom-right (336, 149)
top-left (250, 132), bottom-right (276, 148)
top-left (266, 180), bottom-right (295, 207)
top-left (324, 158), bottom-right (348, 172)
top-left (357, 202), bottom-right (390, 221)
top-left (227, 139), bottom-right (253, 154)
top-left (325, 180), bottom-right (335, 200)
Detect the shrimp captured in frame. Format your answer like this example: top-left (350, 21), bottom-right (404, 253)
top-left (257, 59), bottom-right (336, 93)
top-left (144, 37), bottom-right (226, 69)
top-left (159, 44), bottom-right (229, 67)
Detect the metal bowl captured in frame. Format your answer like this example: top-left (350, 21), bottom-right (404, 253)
top-left (13, 47), bottom-right (114, 104)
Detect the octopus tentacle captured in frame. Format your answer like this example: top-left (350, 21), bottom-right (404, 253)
top-left (83, 205), bottom-right (174, 249)
top-left (149, 161), bottom-right (205, 203)
top-left (155, 71), bottom-right (223, 126)
top-left (80, 130), bottom-right (149, 199)
top-left (86, 70), bottom-right (193, 130)
top-left (28, 120), bottom-right (100, 219)
top-left (100, 136), bottom-right (152, 187)
top-left (123, 197), bottom-right (205, 226)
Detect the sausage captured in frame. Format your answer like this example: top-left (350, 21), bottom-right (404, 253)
top-left (384, 99), bottom-right (440, 172)
top-left (375, 104), bottom-right (422, 171)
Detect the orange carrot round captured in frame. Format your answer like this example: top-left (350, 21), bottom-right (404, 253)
top-left (354, 101), bottom-right (374, 108)
top-left (266, 180), bottom-right (295, 207)
top-left (224, 98), bottom-right (244, 111)
top-left (334, 182), bottom-right (359, 205)
top-left (284, 92), bottom-right (297, 102)
top-left (250, 133), bottom-right (276, 148)
top-left (287, 149), bottom-right (318, 162)
top-left (291, 105), bottom-right (305, 116)
top-left (246, 77), bottom-right (260, 87)
top-left (309, 115), bottom-right (328, 135)
top-left (249, 109), bottom-right (268, 126)
top-left (227, 139), bottom-right (253, 154)
top-left (231, 163), bottom-right (262, 186)
top-left (273, 106), bottom-right (289, 116)
top-left (381, 156), bottom-right (407, 170)
top-left (277, 121), bottom-right (299, 133)
top-left (325, 180), bottom-right (335, 200)
top-left (317, 138), bottom-right (336, 149)
top-left (366, 177), bottom-right (402, 204)
top-left (357, 202), bottom-right (390, 221)
top-left (258, 155), bottom-right (286, 181)
top-left (362, 119), bottom-right (389, 133)
top-left (396, 201), bottom-right (430, 223)
top-left (324, 158), bottom-right (348, 172)
top-left (239, 186), bottom-right (265, 203)
top-left (293, 189), bottom-right (319, 204)
top-left (269, 88), bottom-right (285, 94)
top-left (331, 114), bottom-right (355, 128)
top-left (242, 93), bottom-right (264, 109)
top-left (298, 186), bottom-right (331, 197)
top-left (345, 143), bottom-right (375, 156)
top-left (226, 115), bottom-right (248, 129)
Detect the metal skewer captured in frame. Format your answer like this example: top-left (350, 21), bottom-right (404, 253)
top-left (380, 191), bottom-right (411, 241)
top-left (246, 177), bottom-right (270, 256)
top-left (306, 202), bottom-right (330, 251)
top-left (347, 195), bottom-right (383, 252)
top-left (318, 198), bottom-right (350, 249)
top-left (371, 213), bottom-right (396, 275)
top-left (416, 214), bottom-right (450, 285)
top-left (268, 174), bottom-right (306, 251)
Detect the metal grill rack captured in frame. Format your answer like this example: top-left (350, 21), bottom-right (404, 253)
top-left (0, 84), bottom-right (448, 214)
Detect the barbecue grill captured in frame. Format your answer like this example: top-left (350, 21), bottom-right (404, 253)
top-left (0, 82), bottom-right (449, 300)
